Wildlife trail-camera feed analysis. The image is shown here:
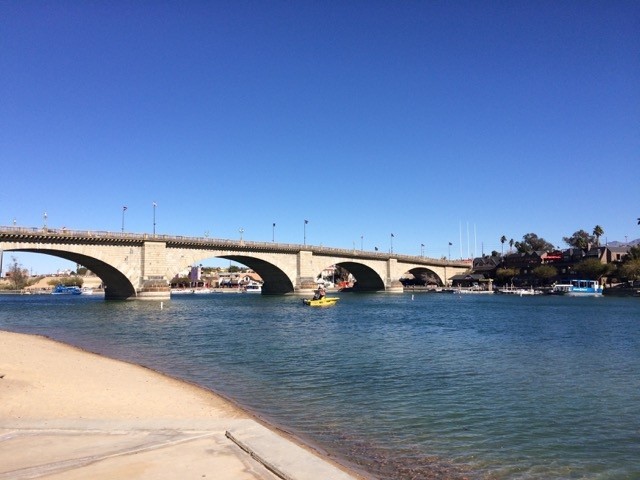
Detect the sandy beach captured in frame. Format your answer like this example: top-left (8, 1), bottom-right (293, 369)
top-left (0, 330), bottom-right (361, 480)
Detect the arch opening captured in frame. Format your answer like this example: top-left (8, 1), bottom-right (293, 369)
top-left (334, 261), bottom-right (385, 292)
top-left (403, 267), bottom-right (444, 287)
top-left (178, 255), bottom-right (294, 295)
top-left (5, 248), bottom-right (136, 300)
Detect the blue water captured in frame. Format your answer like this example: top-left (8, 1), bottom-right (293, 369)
top-left (1, 293), bottom-right (639, 479)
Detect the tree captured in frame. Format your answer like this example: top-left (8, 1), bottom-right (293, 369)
top-left (592, 225), bottom-right (604, 247)
top-left (533, 265), bottom-right (557, 285)
top-left (620, 259), bottom-right (640, 281)
top-left (563, 229), bottom-right (594, 249)
top-left (509, 238), bottom-right (514, 252)
top-left (514, 233), bottom-right (555, 253)
top-left (500, 235), bottom-right (507, 256)
top-left (572, 258), bottom-right (609, 280)
top-left (6, 256), bottom-right (29, 290)
top-left (625, 245), bottom-right (640, 261)
top-left (494, 267), bottom-right (518, 286)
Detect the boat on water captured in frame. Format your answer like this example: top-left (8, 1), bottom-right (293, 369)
top-left (171, 288), bottom-right (195, 295)
top-left (303, 297), bottom-right (339, 307)
top-left (553, 280), bottom-right (603, 296)
top-left (51, 284), bottom-right (82, 295)
top-left (243, 281), bottom-right (262, 294)
top-left (496, 286), bottom-right (540, 296)
top-left (192, 288), bottom-right (212, 294)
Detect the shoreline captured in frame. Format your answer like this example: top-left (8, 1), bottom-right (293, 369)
top-left (0, 329), bottom-right (366, 480)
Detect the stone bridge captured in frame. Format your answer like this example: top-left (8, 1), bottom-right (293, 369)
top-left (0, 227), bottom-right (471, 300)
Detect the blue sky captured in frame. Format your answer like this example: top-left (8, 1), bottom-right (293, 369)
top-left (2, 1), bottom-right (639, 274)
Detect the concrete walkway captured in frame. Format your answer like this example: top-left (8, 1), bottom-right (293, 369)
top-left (0, 418), bottom-right (358, 480)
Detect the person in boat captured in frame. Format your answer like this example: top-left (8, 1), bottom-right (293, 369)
top-left (312, 286), bottom-right (326, 300)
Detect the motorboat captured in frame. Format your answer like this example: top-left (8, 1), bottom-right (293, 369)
top-left (244, 281), bottom-right (262, 293)
top-left (170, 288), bottom-right (195, 295)
top-left (553, 280), bottom-right (603, 296)
top-left (303, 297), bottom-right (339, 307)
top-left (51, 284), bottom-right (82, 295)
top-left (495, 286), bottom-right (540, 296)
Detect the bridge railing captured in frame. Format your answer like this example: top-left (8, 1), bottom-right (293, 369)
top-left (0, 225), bottom-right (471, 267)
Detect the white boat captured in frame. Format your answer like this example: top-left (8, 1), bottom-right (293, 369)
top-left (243, 281), bottom-right (262, 293)
top-left (553, 280), bottom-right (603, 296)
top-left (80, 287), bottom-right (94, 295)
top-left (496, 286), bottom-right (540, 296)
top-left (193, 288), bottom-right (212, 294)
top-left (171, 288), bottom-right (195, 295)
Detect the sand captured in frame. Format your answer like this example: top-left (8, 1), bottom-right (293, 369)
top-left (0, 330), bottom-right (361, 480)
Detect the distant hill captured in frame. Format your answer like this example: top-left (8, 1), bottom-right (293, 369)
top-left (607, 238), bottom-right (640, 247)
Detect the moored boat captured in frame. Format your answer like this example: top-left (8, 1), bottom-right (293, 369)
top-left (553, 280), bottom-right (603, 296)
top-left (243, 281), bottom-right (262, 293)
top-left (303, 297), bottom-right (339, 307)
top-left (51, 284), bottom-right (82, 295)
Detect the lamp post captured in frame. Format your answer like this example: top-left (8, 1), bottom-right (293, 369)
top-left (13, 218), bottom-right (16, 226)
top-left (239, 227), bottom-right (244, 242)
top-left (448, 242), bottom-right (452, 260)
top-left (361, 235), bottom-right (363, 251)
top-left (304, 219), bottom-right (308, 246)
top-left (421, 243), bottom-right (425, 257)
top-left (43, 212), bottom-right (47, 230)
top-left (272, 223), bottom-right (276, 242)
top-left (121, 206), bottom-right (127, 233)
top-left (390, 233), bottom-right (394, 254)
top-left (152, 202), bottom-right (157, 236)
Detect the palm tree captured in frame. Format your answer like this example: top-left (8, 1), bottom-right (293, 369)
top-left (509, 238), bottom-right (514, 253)
top-left (593, 225), bottom-right (604, 247)
top-left (500, 235), bottom-right (507, 256)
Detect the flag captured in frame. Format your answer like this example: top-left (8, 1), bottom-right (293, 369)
top-left (273, 223), bottom-right (276, 227)
top-left (123, 206), bottom-right (127, 211)
top-left (421, 243), bottom-right (424, 247)
top-left (391, 233), bottom-right (394, 237)
top-left (374, 247), bottom-right (378, 251)
top-left (448, 242), bottom-right (453, 245)
top-left (304, 219), bottom-right (308, 224)
top-left (153, 202), bottom-right (157, 207)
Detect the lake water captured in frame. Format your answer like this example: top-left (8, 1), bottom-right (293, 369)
top-left (1, 293), bottom-right (639, 479)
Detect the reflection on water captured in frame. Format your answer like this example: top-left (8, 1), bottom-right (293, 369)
top-left (2, 293), bottom-right (640, 479)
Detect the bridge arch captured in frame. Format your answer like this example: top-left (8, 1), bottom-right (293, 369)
top-left (332, 261), bottom-right (385, 291)
top-left (3, 247), bottom-right (136, 300)
top-left (179, 253), bottom-right (295, 295)
top-left (404, 267), bottom-right (445, 286)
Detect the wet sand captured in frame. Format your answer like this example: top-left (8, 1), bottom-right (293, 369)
top-left (0, 330), bottom-right (361, 479)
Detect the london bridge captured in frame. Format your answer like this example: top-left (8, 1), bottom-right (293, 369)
top-left (0, 226), bottom-right (470, 300)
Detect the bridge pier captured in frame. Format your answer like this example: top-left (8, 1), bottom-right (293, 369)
top-left (136, 280), bottom-right (171, 300)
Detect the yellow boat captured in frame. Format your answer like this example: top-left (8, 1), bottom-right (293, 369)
top-left (302, 297), bottom-right (339, 307)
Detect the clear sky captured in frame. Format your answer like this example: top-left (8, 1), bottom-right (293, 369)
top-left (2, 1), bottom-right (639, 274)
